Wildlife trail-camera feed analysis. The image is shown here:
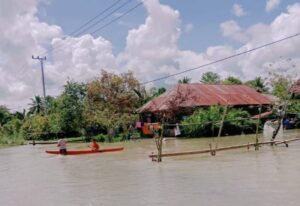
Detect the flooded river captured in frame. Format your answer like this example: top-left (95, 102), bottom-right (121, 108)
top-left (1, 129), bottom-right (300, 206)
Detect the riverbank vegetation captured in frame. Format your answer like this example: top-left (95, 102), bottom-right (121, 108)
top-left (1, 70), bottom-right (299, 145)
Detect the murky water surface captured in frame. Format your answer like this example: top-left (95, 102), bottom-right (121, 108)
top-left (1, 130), bottom-right (300, 206)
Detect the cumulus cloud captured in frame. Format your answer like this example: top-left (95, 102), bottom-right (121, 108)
top-left (266, 0), bottom-right (281, 12)
top-left (238, 3), bottom-right (300, 79)
top-left (118, 0), bottom-right (182, 82)
top-left (232, 4), bottom-right (246, 17)
top-left (220, 20), bottom-right (249, 43)
top-left (0, 0), bottom-right (62, 110)
top-left (1, 0), bottom-right (300, 110)
top-left (0, 0), bottom-right (117, 110)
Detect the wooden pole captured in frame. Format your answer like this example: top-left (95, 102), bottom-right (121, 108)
top-left (157, 123), bottom-right (163, 162)
top-left (214, 104), bottom-right (229, 153)
top-left (154, 117), bottom-right (164, 163)
top-left (271, 95), bottom-right (292, 142)
top-left (255, 105), bottom-right (262, 150)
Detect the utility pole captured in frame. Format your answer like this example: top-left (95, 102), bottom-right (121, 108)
top-left (32, 55), bottom-right (47, 98)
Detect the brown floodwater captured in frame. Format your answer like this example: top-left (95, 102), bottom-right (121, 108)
top-left (0, 129), bottom-right (300, 206)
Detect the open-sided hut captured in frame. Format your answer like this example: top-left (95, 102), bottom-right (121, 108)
top-left (137, 84), bottom-right (272, 121)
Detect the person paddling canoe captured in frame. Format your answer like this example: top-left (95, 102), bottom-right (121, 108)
top-left (57, 135), bottom-right (67, 155)
top-left (90, 139), bottom-right (99, 151)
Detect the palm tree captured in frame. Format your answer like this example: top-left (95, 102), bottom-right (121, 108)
top-left (178, 77), bottom-right (191, 84)
top-left (245, 77), bottom-right (268, 93)
top-left (28, 95), bottom-right (44, 115)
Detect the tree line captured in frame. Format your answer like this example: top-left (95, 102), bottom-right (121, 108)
top-left (0, 70), bottom-right (299, 144)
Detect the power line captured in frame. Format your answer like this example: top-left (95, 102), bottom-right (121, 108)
top-left (16, 0), bottom-right (132, 74)
top-left (70, 0), bottom-right (123, 36)
top-left (16, 0), bottom-right (143, 82)
top-left (91, 2), bottom-right (143, 35)
top-left (44, 0), bottom-right (134, 56)
top-left (74, 0), bottom-right (134, 37)
top-left (43, 1), bottom-right (143, 57)
top-left (141, 32), bottom-right (300, 85)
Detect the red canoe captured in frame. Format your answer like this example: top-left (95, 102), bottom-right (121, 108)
top-left (46, 147), bottom-right (124, 155)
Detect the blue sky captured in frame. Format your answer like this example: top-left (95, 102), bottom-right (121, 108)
top-left (1, 0), bottom-right (300, 110)
top-left (38, 0), bottom-right (297, 53)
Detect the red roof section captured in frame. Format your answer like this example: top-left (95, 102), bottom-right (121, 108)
top-left (290, 79), bottom-right (300, 94)
top-left (138, 84), bottom-right (272, 113)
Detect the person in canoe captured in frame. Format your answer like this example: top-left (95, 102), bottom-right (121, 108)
top-left (90, 138), bottom-right (99, 151)
top-left (57, 136), bottom-right (67, 155)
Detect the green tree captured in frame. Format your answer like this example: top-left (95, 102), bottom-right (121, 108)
top-left (178, 76), bottom-right (191, 84)
top-left (0, 106), bottom-right (11, 126)
top-left (245, 77), bottom-right (268, 93)
top-left (223, 76), bottom-right (242, 85)
top-left (150, 87), bottom-right (166, 97)
top-left (287, 100), bottom-right (300, 114)
top-left (55, 81), bottom-right (87, 135)
top-left (182, 106), bottom-right (256, 137)
top-left (84, 70), bottom-right (139, 131)
top-left (21, 115), bottom-right (51, 140)
top-left (271, 77), bottom-right (291, 100)
top-left (200, 72), bottom-right (221, 84)
top-left (13, 109), bottom-right (26, 120)
top-left (28, 95), bottom-right (44, 115)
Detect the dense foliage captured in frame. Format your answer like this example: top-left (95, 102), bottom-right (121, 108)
top-left (181, 106), bottom-right (258, 137)
top-left (200, 72), bottom-right (221, 84)
top-left (1, 69), bottom-right (299, 145)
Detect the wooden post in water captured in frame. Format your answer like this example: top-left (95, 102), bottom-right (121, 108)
top-left (214, 104), bottom-right (229, 155)
top-left (157, 123), bottom-right (164, 162)
top-left (255, 105), bottom-right (262, 150)
top-left (154, 119), bottom-right (164, 162)
top-left (271, 94), bottom-right (293, 142)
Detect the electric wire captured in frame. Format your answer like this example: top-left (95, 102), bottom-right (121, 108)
top-left (90, 2), bottom-right (143, 35)
top-left (16, 0), bottom-right (143, 82)
top-left (69, 0), bottom-right (123, 36)
top-left (141, 32), bottom-right (300, 85)
top-left (74, 0), bottom-right (134, 37)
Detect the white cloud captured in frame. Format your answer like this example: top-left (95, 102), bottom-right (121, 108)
top-left (118, 0), bottom-right (182, 82)
top-left (266, 0), bottom-right (281, 12)
top-left (220, 20), bottom-right (249, 43)
top-left (232, 3), bottom-right (246, 17)
top-left (184, 23), bottom-right (193, 33)
top-left (0, 0), bottom-right (117, 110)
top-left (1, 0), bottom-right (300, 110)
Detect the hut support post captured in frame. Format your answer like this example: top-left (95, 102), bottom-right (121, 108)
top-left (255, 105), bottom-right (262, 150)
top-left (157, 124), bottom-right (163, 162)
top-left (271, 95), bottom-right (292, 142)
top-left (214, 104), bottom-right (228, 155)
top-left (154, 122), bottom-right (164, 162)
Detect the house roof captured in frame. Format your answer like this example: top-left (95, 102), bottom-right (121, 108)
top-left (138, 84), bottom-right (272, 113)
top-left (289, 79), bottom-right (300, 94)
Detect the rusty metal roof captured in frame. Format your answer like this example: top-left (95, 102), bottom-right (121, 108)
top-left (138, 83), bottom-right (272, 113)
top-left (290, 79), bottom-right (300, 94)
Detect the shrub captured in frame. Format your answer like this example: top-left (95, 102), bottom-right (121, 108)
top-left (181, 106), bottom-right (257, 137)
